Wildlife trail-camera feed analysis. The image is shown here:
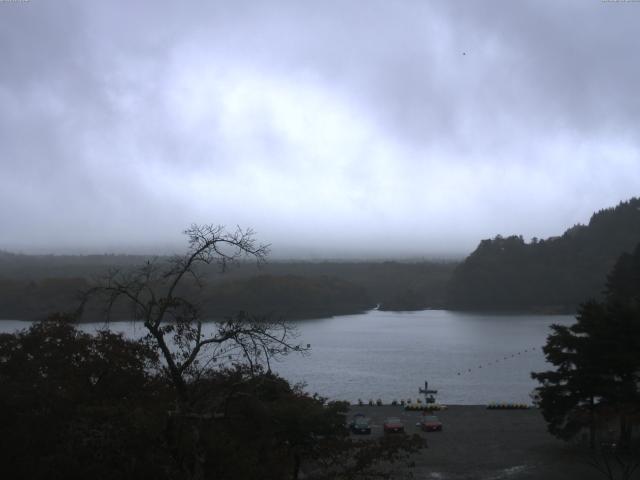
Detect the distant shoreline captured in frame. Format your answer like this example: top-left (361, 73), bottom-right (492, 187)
top-left (0, 307), bottom-right (576, 324)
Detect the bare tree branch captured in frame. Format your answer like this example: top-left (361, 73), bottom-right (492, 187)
top-left (79, 224), bottom-right (302, 403)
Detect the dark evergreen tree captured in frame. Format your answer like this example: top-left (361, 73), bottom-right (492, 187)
top-left (532, 244), bottom-right (640, 449)
top-left (531, 301), bottom-right (610, 447)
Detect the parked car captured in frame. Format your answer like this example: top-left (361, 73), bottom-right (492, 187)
top-left (349, 413), bottom-right (372, 434)
top-left (383, 417), bottom-right (404, 434)
top-left (419, 415), bottom-right (443, 432)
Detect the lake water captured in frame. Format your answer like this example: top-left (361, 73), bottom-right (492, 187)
top-left (1, 309), bottom-right (574, 405)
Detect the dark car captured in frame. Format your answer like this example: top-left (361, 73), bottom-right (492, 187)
top-left (383, 417), bottom-right (404, 434)
top-left (419, 415), bottom-right (443, 432)
top-left (349, 413), bottom-right (372, 434)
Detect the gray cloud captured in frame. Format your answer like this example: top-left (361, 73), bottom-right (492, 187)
top-left (1, 0), bottom-right (639, 257)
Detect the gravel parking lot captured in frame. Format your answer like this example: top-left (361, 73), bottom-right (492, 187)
top-left (348, 405), bottom-right (608, 480)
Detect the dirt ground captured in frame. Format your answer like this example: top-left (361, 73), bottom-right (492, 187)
top-left (347, 405), bottom-right (618, 480)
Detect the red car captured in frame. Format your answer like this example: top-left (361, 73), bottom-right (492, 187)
top-left (419, 415), bottom-right (443, 432)
top-left (383, 417), bottom-right (404, 434)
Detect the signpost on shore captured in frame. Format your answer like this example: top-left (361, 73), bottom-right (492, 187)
top-left (419, 381), bottom-right (438, 404)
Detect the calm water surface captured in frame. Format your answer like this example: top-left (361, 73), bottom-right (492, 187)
top-left (1, 310), bottom-right (574, 404)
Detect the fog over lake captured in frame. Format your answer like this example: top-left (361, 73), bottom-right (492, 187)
top-left (2, 1), bottom-right (639, 257)
top-left (1, 310), bottom-right (574, 405)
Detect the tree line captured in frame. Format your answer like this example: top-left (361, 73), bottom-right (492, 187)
top-left (0, 253), bottom-right (456, 320)
top-left (448, 198), bottom-right (640, 312)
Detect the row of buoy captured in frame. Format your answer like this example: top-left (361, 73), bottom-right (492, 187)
top-left (355, 399), bottom-right (447, 408)
top-left (405, 403), bottom-right (447, 411)
top-left (487, 403), bottom-right (531, 410)
top-left (455, 347), bottom-right (537, 376)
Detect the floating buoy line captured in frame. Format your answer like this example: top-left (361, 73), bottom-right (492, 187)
top-left (210, 341), bottom-right (542, 408)
top-left (453, 346), bottom-right (539, 377)
top-left (355, 398), bottom-right (448, 411)
top-left (487, 403), bottom-right (530, 410)
top-left (351, 348), bottom-right (544, 409)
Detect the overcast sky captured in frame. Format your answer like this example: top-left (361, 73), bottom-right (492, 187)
top-left (1, 0), bottom-right (639, 258)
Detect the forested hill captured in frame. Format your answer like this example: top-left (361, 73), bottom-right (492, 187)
top-left (0, 253), bottom-right (456, 320)
top-left (447, 197), bottom-right (640, 312)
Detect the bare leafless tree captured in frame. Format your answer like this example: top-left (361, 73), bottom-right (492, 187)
top-left (79, 224), bottom-right (308, 402)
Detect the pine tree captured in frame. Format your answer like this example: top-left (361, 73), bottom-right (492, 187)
top-left (532, 244), bottom-right (640, 448)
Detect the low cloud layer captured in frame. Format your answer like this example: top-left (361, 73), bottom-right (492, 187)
top-left (1, 1), bottom-right (639, 257)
